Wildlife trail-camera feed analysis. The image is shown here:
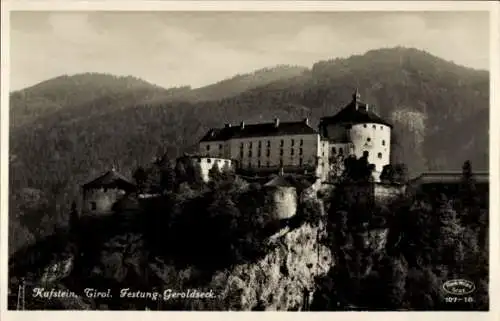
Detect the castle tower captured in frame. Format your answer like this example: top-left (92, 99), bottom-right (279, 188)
top-left (81, 168), bottom-right (137, 216)
top-left (319, 89), bottom-right (392, 181)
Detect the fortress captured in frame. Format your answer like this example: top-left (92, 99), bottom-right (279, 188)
top-left (78, 89), bottom-right (489, 217)
top-left (197, 89), bottom-right (392, 182)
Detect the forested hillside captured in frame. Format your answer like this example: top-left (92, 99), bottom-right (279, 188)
top-left (9, 47), bottom-right (489, 253)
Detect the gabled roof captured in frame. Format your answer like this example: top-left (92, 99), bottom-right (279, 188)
top-left (200, 120), bottom-right (318, 142)
top-left (320, 90), bottom-right (392, 127)
top-left (82, 169), bottom-right (136, 191)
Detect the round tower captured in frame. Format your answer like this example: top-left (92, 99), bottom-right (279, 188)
top-left (319, 89), bottom-right (392, 182)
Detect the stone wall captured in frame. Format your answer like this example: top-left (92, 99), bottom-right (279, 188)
top-left (82, 188), bottom-right (126, 215)
top-left (266, 187), bottom-right (298, 220)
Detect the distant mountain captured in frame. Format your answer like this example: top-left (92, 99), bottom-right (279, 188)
top-left (10, 65), bottom-right (308, 129)
top-left (173, 65), bottom-right (309, 102)
top-left (9, 73), bottom-right (170, 128)
top-left (9, 47), bottom-right (489, 252)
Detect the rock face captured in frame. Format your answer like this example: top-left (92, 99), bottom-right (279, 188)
top-left (151, 220), bottom-right (332, 311)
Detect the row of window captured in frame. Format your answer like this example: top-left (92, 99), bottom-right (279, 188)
top-left (240, 147), bottom-right (305, 158)
top-left (363, 124), bottom-right (386, 130)
top-left (247, 158), bottom-right (306, 168)
top-left (364, 137), bottom-right (386, 146)
top-left (205, 158), bottom-right (231, 166)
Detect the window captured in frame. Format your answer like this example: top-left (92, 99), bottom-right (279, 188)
top-left (267, 140), bottom-right (271, 147)
top-left (219, 144), bottom-right (222, 150)
top-left (291, 148), bottom-right (294, 156)
top-left (280, 149), bottom-right (284, 156)
top-left (339, 148), bottom-right (344, 154)
top-left (382, 140), bottom-right (386, 146)
top-left (258, 150), bottom-right (261, 157)
top-left (299, 148), bottom-right (303, 155)
top-left (267, 161), bottom-right (270, 167)
top-left (248, 162), bottom-right (252, 168)
top-left (258, 160), bottom-right (261, 168)
top-left (240, 143), bottom-right (244, 148)
top-left (279, 158), bottom-right (283, 166)
top-left (249, 142), bottom-right (253, 148)
top-left (280, 139), bottom-right (284, 147)
top-left (240, 150), bottom-right (244, 158)
top-left (363, 124), bottom-right (367, 128)
top-left (258, 141), bottom-right (262, 148)
top-left (300, 139), bottom-right (304, 146)
top-left (207, 158), bottom-right (212, 163)
top-left (248, 150), bottom-right (252, 157)
top-left (299, 158), bottom-right (303, 166)
top-left (90, 202), bottom-right (97, 211)
top-left (206, 145), bottom-right (210, 151)
top-left (266, 149), bottom-right (270, 157)
top-left (378, 152), bottom-right (383, 159)
top-left (372, 125), bottom-right (376, 129)
top-left (291, 139), bottom-right (295, 146)
top-left (380, 126), bottom-right (383, 130)
top-left (367, 137), bottom-right (371, 142)
top-left (332, 147), bottom-right (336, 154)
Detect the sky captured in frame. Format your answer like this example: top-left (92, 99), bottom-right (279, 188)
top-left (9, 11), bottom-right (490, 91)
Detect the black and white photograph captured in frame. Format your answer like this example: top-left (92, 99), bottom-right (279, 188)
top-left (2, 1), bottom-right (498, 314)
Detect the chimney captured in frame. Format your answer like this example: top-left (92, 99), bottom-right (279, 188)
top-left (240, 121), bottom-right (245, 129)
top-left (303, 118), bottom-right (309, 126)
top-left (274, 118), bottom-right (280, 128)
top-left (224, 123), bottom-right (231, 128)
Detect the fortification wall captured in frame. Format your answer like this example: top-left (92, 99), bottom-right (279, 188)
top-left (266, 187), bottom-right (298, 220)
top-left (82, 188), bottom-right (126, 215)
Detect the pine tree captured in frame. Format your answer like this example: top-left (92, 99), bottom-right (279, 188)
top-left (132, 166), bottom-right (148, 194)
top-left (160, 163), bottom-right (176, 193)
top-left (69, 201), bottom-right (79, 233)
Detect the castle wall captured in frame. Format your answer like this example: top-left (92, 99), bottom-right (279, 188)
top-left (199, 140), bottom-right (228, 158)
top-left (373, 183), bottom-right (405, 204)
top-left (198, 157), bottom-right (235, 182)
top-left (228, 133), bottom-right (320, 172)
top-left (82, 188), bottom-right (126, 215)
top-left (348, 123), bottom-right (391, 181)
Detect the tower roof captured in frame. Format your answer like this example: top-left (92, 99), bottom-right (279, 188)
top-left (320, 90), bottom-right (392, 127)
top-left (82, 168), bottom-right (136, 191)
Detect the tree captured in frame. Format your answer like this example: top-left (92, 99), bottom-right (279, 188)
top-left (458, 160), bottom-right (481, 228)
top-left (393, 164), bottom-right (408, 183)
top-left (69, 201), bottom-right (79, 234)
top-left (174, 161), bottom-right (188, 185)
top-left (378, 255), bottom-right (408, 309)
top-left (132, 166), bottom-right (148, 194)
top-left (160, 164), bottom-right (176, 193)
top-left (380, 164), bottom-right (395, 183)
top-left (185, 161), bottom-right (204, 189)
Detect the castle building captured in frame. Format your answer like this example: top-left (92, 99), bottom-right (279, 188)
top-left (319, 89), bottom-right (392, 181)
top-left (81, 168), bottom-right (136, 215)
top-left (198, 89), bottom-right (392, 182)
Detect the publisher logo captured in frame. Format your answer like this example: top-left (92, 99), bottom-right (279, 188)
top-left (442, 279), bottom-right (475, 296)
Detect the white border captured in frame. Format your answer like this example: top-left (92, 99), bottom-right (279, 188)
top-left (1, 1), bottom-right (499, 321)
